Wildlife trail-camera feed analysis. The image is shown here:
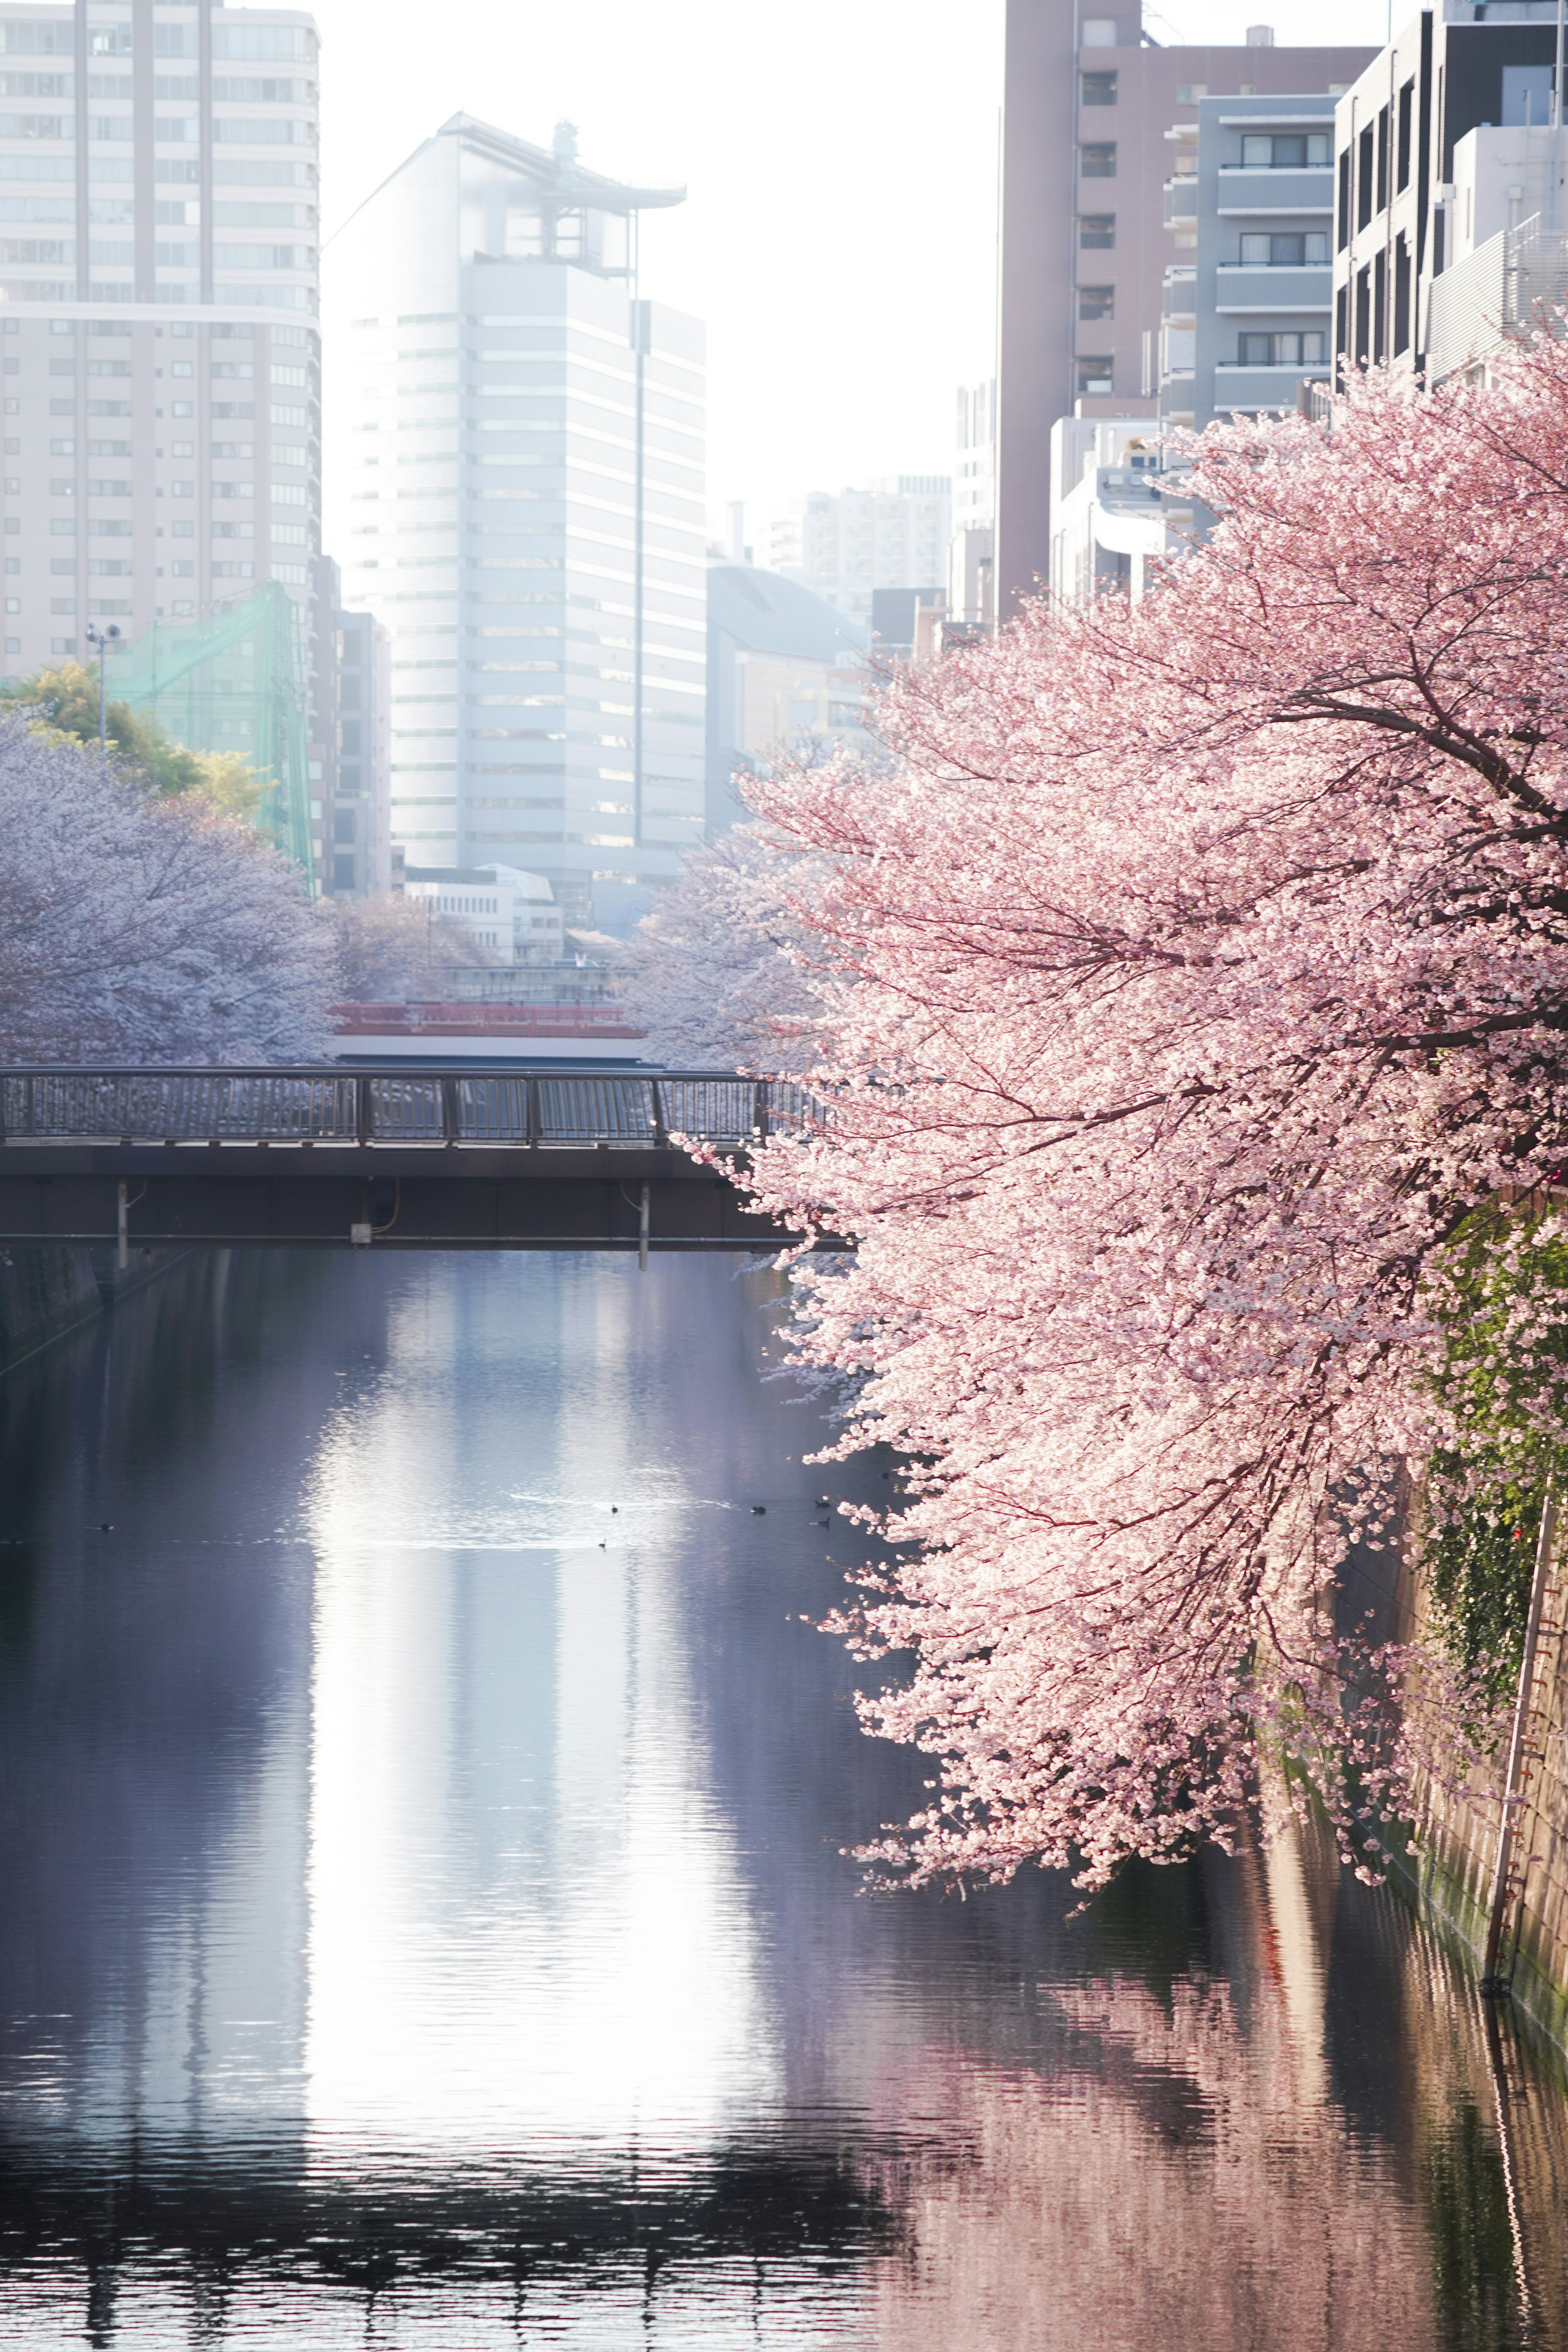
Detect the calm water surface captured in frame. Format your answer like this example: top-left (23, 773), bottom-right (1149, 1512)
top-left (0, 1250), bottom-right (1566, 2348)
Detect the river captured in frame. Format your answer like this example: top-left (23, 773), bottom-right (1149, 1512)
top-left (0, 1247), bottom-right (1566, 2348)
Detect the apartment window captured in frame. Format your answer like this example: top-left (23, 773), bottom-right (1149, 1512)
top-left (1237, 331), bottom-right (1327, 365)
top-left (1396, 78), bottom-right (1414, 191)
top-left (1375, 103), bottom-right (1389, 214)
top-left (1357, 124), bottom-right (1374, 227)
top-left (1238, 231), bottom-right (1329, 264)
top-left (1240, 132), bottom-right (1332, 168)
top-left (1081, 141), bottom-right (1116, 178)
top-left (1081, 70), bottom-right (1117, 104)
top-left (1076, 355), bottom-right (1114, 394)
top-left (1393, 231), bottom-right (1412, 356)
top-left (1078, 284), bottom-right (1114, 319)
top-left (1079, 213), bottom-right (1115, 248)
top-left (1354, 263), bottom-right (1371, 362)
top-left (1337, 148), bottom-right (1352, 249)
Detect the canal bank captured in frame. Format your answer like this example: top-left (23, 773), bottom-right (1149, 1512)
top-left (0, 1243), bottom-right (191, 1374)
top-left (1341, 1511), bottom-right (1568, 2058)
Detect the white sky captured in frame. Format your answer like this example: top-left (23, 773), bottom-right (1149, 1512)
top-left (312, 0), bottom-right (1393, 546)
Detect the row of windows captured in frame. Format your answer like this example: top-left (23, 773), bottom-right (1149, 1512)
top-left (56, 74), bottom-right (311, 102)
top-left (1079, 330), bottom-right (1328, 389)
top-left (0, 155), bottom-right (315, 187)
top-left (1238, 230), bottom-right (1330, 264)
top-left (1238, 132), bottom-right (1331, 169)
top-left (1236, 330), bottom-right (1328, 365)
top-left (2, 23), bottom-right (313, 61)
top-left (0, 237), bottom-right (310, 266)
top-left (1340, 78), bottom-right (1416, 249)
top-left (28, 356), bottom-right (309, 383)
top-left (0, 113), bottom-right (314, 144)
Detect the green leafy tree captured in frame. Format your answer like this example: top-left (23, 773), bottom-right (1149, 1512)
top-left (0, 659), bottom-right (262, 816)
top-left (1427, 1207), bottom-right (1568, 1707)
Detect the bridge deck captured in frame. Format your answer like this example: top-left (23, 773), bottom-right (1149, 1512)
top-left (0, 1068), bottom-right (824, 1254)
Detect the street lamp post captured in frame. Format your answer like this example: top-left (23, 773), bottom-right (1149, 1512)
top-left (84, 620), bottom-right (121, 753)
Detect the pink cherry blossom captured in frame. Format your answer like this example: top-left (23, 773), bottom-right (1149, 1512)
top-left (666, 336), bottom-right (1568, 1893)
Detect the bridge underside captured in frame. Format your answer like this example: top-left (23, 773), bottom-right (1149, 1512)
top-left (0, 1146), bottom-right (807, 1253)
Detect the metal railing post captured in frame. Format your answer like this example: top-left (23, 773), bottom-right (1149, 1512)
top-left (754, 1081), bottom-right (770, 1143)
top-left (440, 1076), bottom-right (461, 1146)
top-left (356, 1074), bottom-right (374, 1146)
top-left (526, 1073), bottom-right (541, 1147)
top-left (650, 1078), bottom-right (666, 1147)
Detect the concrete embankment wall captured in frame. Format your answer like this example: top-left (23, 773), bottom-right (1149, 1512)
top-left (1340, 1521), bottom-right (1568, 2054)
top-left (0, 1244), bottom-right (187, 1374)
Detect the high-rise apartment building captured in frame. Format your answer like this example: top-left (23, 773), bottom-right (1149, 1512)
top-left (0, 0), bottom-right (321, 751)
top-left (324, 114), bottom-right (706, 936)
top-left (767, 477), bottom-right (951, 625)
top-left (998, 0), bottom-right (1374, 614)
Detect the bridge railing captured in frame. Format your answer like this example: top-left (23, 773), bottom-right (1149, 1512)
top-left (0, 1069), bottom-right (820, 1150)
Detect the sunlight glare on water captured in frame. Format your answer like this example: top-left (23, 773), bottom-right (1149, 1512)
top-left (0, 1249), bottom-right (1564, 2348)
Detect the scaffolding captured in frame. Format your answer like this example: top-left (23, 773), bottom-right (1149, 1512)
top-left (110, 582), bottom-right (315, 887)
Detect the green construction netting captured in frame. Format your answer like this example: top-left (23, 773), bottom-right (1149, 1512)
top-left (111, 581), bottom-right (315, 887)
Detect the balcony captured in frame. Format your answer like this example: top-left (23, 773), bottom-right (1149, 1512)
top-left (1214, 263), bottom-right (1332, 312)
top-left (1215, 168), bottom-right (1333, 219)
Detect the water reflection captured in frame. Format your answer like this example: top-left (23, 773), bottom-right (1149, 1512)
top-left (0, 1251), bottom-right (1564, 2346)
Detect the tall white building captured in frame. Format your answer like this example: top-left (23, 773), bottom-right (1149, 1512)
top-left (767, 475), bottom-right (951, 626)
top-left (948, 378), bottom-right (994, 626)
top-left (0, 0), bottom-right (321, 684)
top-left (324, 114), bottom-right (706, 935)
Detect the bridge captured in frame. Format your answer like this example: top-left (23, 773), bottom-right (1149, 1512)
top-left (0, 1069), bottom-right (824, 1257)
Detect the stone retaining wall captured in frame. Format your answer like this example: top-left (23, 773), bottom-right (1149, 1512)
top-left (1339, 1508), bottom-right (1568, 2052)
top-left (0, 1244), bottom-right (185, 1374)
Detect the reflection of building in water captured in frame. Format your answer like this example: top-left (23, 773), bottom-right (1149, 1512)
top-left (303, 1258), bottom-right (780, 2151)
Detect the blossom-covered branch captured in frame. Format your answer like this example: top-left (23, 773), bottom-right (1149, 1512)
top-left (690, 337), bottom-right (1568, 1892)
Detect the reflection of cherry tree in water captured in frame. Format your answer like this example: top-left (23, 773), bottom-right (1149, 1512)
top-left (854, 1830), bottom-right (1567, 2352)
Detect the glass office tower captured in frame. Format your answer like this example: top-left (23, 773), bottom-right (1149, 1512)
top-left (325, 114), bottom-right (706, 933)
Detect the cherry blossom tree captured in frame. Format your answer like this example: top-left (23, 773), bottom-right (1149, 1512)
top-left (0, 713), bottom-right (335, 1062)
top-left (627, 822), bottom-right (838, 1069)
top-left (680, 334), bottom-right (1568, 1893)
